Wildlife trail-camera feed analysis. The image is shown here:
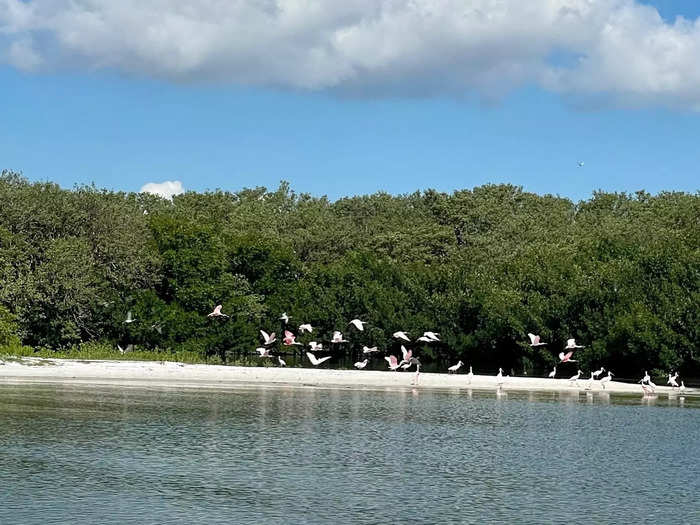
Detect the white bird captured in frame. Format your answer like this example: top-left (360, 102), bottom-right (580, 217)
top-left (385, 355), bottom-right (400, 371)
top-left (207, 305), bottom-right (229, 318)
top-left (679, 381), bottom-right (686, 394)
top-left (260, 330), bottom-right (276, 346)
top-left (277, 356), bottom-right (286, 367)
top-left (423, 331), bottom-right (440, 341)
top-left (496, 368), bottom-right (504, 386)
top-left (123, 310), bottom-right (136, 324)
top-left (466, 366), bottom-right (474, 384)
top-left (407, 357), bottom-right (421, 385)
top-left (648, 379), bottom-right (657, 392)
top-left (416, 336), bottom-right (434, 343)
top-left (548, 366), bottom-right (556, 378)
top-left (667, 372), bottom-right (679, 388)
top-left (117, 344), bottom-right (133, 354)
top-left (641, 382), bottom-right (655, 395)
top-left (400, 359), bottom-right (414, 370)
top-left (558, 351), bottom-right (577, 363)
top-left (577, 161), bottom-right (584, 167)
top-left (393, 331), bottom-right (410, 342)
top-left (527, 333), bottom-right (547, 347)
top-left (298, 323), bottom-right (313, 334)
top-left (565, 338), bottom-right (585, 349)
top-left (348, 319), bottom-right (366, 331)
top-left (639, 371), bottom-right (650, 384)
top-left (448, 360), bottom-right (463, 373)
top-left (585, 372), bottom-right (595, 390)
top-left (600, 371), bottom-right (613, 389)
top-left (279, 312), bottom-right (291, 324)
top-left (306, 352), bottom-right (331, 366)
top-left (308, 341), bottom-right (323, 352)
top-left (362, 345), bottom-right (379, 354)
top-left (283, 330), bottom-right (302, 346)
top-left (569, 370), bottom-right (582, 386)
top-left (592, 367), bottom-right (605, 379)
top-left (354, 359), bottom-right (369, 369)
top-left (256, 347), bottom-right (272, 357)
top-left (331, 331), bottom-right (348, 344)
top-left (400, 345), bottom-right (412, 364)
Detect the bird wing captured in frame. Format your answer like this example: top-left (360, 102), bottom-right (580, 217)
top-left (562, 351), bottom-right (573, 361)
top-left (566, 338), bottom-right (575, 347)
top-left (401, 346), bottom-right (409, 360)
top-left (317, 356), bottom-right (332, 365)
top-left (214, 305), bottom-right (222, 314)
top-left (528, 333), bottom-right (537, 345)
top-left (306, 352), bottom-right (317, 364)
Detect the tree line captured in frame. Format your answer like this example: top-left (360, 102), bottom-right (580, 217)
top-left (0, 170), bottom-right (697, 378)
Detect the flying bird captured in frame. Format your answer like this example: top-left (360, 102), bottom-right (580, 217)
top-left (298, 323), bottom-right (313, 334)
top-left (527, 333), bottom-right (547, 347)
top-left (123, 311), bottom-right (136, 324)
top-left (256, 347), bottom-right (272, 357)
top-left (393, 331), bottom-right (410, 342)
top-left (416, 336), bottom-right (435, 343)
top-left (279, 312), bottom-right (291, 324)
top-left (260, 330), bottom-right (276, 346)
top-left (448, 360), bottom-right (463, 373)
top-left (577, 161), bottom-right (585, 167)
top-left (306, 352), bottom-right (331, 366)
top-left (308, 341), bottom-right (323, 352)
top-left (385, 355), bottom-right (400, 371)
top-left (423, 332), bottom-right (440, 341)
top-left (565, 339), bottom-right (585, 349)
top-left (362, 346), bottom-right (379, 354)
top-left (331, 331), bottom-right (348, 344)
top-left (558, 351), bottom-right (577, 363)
top-left (399, 346), bottom-right (413, 365)
top-left (354, 359), bottom-right (369, 369)
top-left (348, 319), bottom-right (366, 331)
top-left (207, 305), bottom-right (229, 318)
top-left (283, 330), bottom-right (301, 346)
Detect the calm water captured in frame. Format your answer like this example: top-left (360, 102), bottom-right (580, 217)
top-left (0, 383), bottom-right (698, 524)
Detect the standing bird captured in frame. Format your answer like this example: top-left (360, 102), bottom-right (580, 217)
top-left (558, 351), bottom-right (577, 363)
top-left (123, 310), bottom-right (136, 324)
top-left (667, 372), bottom-right (679, 389)
top-left (496, 368), bottom-right (504, 387)
top-left (527, 333), bottom-right (547, 347)
top-left (466, 366), bottom-right (474, 384)
top-left (331, 331), bottom-right (348, 344)
top-left (298, 323), bottom-right (313, 334)
top-left (679, 381), bottom-right (686, 394)
top-left (600, 371), bottom-right (613, 389)
top-left (283, 330), bottom-right (301, 346)
top-left (362, 346), bottom-right (379, 354)
top-left (279, 312), bottom-right (291, 324)
top-left (448, 361), bottom-right (464, 373)
top-left (565, 339), bottom-right (585, 349)
top-left (354, 359), bottom-right (369, 369)
top-left (385, 355), bottom-right (400, 371)
top-left (585, 372), bottom-right (595, 390)
top-left (548, 366), bottom-right (557, 378)
top-left (408, 357), bottom-right (421, 385)
top-left (348, 319), bottom-right (366, 331)
top-left (393, 331), bottom-right (411, 342)
top-left (592, 367), bottom-right (605, 379)
top-left (306, 352), bottom-right (331, 366)
top-left (640, 371), bottom-right (650, 384)
top-left (569, 370), bottom-right (582, 386)
top-left (260, 330), bottom-right (276, 346)
top-left (207, 305), bottom-right (229, 318)
top-left (277, 356), bottom-right (286, 367)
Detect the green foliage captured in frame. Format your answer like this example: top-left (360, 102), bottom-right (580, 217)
top-left (0, 170), bottom-right (698, 377)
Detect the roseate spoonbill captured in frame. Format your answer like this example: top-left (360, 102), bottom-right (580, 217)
top-left (400, 346), bottom-right (412, 364)
top-left (331, 331), bottom-right (348, 344)
top-left (354, 359), bottom-right (369, 369)
top-left (423, 332), bottom-right (440, 341)
top-left (385, 355), bottom-right (400, 371)
top-left (306, 352), bottom-right (331, 366)
top-left (466, 366), bottom-right (474, 384)
top-left (667, 372), bottom-right (679, 388)
top-left (548, 366), bottom-right (556, 378)
top-left (278, 356), bottom-right (286, 367)
top-left (641, 382), bottom-right (655, 395)
top-left (600, 371), bottom-right (613, 389)
top-left (592, 367), bottom-right (605, 378)
top-left (308, 341), bottom-right (323, 352)
top-left (260, 330), bottom-right (276, 346)
top-left (565, 339), bottom-right (584, 349)
top-left (362, 346), bottom-right (379, 354)
top-left (207, 305), bottom-right (228, 318)
top-left (298, 323), bottom-right (313, 334)
top-left (283, 330), bottom-right (301, 346)
top-left (569, 370), bottom-right (582, 386)
top-left (123, 310), bottom-right (136, 324)
top-left (448, 361), bottom-right (463, 373)
top-left (279, 312), bottom-right (291, 324)
top-left (408, 357), bottom-right (421, 385)
top-left (639, 371), bottom-right (650, 384)
top-left (348, 319), bottom-right (366, 331)
top-left (558, 351), bottom-right (577, 363)
top-left (393, 331), bottom-right (410, 342)
top-left (496, 368), bottom-right (504, 386)
top-left (527, 333), bottom-right (547, 347)
top-left (256, 347), bottom-right (272, 357)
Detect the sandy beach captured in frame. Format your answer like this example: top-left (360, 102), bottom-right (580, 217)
top-left (0, 357), bottom-right (692, 396)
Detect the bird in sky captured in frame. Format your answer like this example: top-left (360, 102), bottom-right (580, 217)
top-left (558, 351), bottom-right (577, 363)
top-left (256, 347), bottom-right (272, 357)
top-left (393, 331), bottom-right (410, 341)
top-left (298, 323), bottom-right (313, 334)
top-left (207, 305), bottom-right (229, 318)
top-left (385, 355), bottom-right (400, 371)
top-left (306, 352), bottom-right (331, 366)
top-left (331, 331), bottom-right (348, 343)
top-left (362, 346), bottom-right (379, 354)
top-left (527, 333), bottom-right (547, 347)
top-left (423, 332), bottom-right (440, 341)
top-left (279, 312), bottom-right (291, 324)
top-left (283, 330), bottom-right (301, 346)
top-left (260, 330), bottom-right (276, 346)
top-left (565, 339), bottom-right (585, 349)
top-left (308, 341), bottom-right (323, 352)
top-left (348, 319), bottom-right (366, 331)
top-left (577, 161), bottom-right (585, 167)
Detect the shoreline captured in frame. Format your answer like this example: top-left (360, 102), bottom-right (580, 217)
top-left (0, 357), bottom-right (693, 396)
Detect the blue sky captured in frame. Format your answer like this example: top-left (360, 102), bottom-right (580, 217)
top-left (1, 1), bottom-right (699, 201)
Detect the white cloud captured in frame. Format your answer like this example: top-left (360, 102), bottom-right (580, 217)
top-left (1, 1), bottom-right (700, 108)
top-left (140, 180), bottom-right (185, 200)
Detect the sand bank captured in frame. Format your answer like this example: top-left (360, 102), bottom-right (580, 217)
top-left (0, 357), bottom-right (692, 396)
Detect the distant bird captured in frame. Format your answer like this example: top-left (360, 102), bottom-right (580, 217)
top-left (548, 366), bottom-right (557, 378)
top-left (448, 360), bottom-right (463, 373)
top-left (117, 344), bottom-right (133, 354)
top-left (423, 332), bottom-right (440, 341)
top-left (496, 368), bottom-right (504, 387)
top-left (207, 305), bottom-right (229, 318)
top-left (306, 352), bottom-right (331, 366)
top-left (354, 359), bottom-right (369, 369)
top-left (639, 371), bottom-right (650, 384)
top-left (592, 367), bottom-right (605, 379)
top-left (348, 319), bottom-right (366, 331)
top-left (679, 381), bottom-right (686, 394)
top-left (362, 345), bottom-right (379, 354)
top-left (331, 331), bottom-right (348, 344)
top-left (569, 370), bottom-right (582, 386)
top-left (600, 371), bottom-right (613, 389)
top-left (558, 351), bottom-right (577, 363)
top-left (260, 330), bottom-right (276, 346)
top-left (123, 311), bottom-right (136, 324)
top-left (150, 323), bottom-right (163, 335)
top-left (256, 347), bottom-right (272, 357)
top-left (577, 161), bottom-right (585, 167)
top-left (416, 336), bottom-right (434, 343)
top-left (585, 372), bottom-right (595, 390)
top-left (283, 330), bottom-right (301, 346)
top-left (393, 331), bottom-right (410, 342)
top-left (565, 339), bottom-right (584, 349)
top-left (527, 333), bottom-right (547, 347)
top-left (298, 323), bottom-right (313, 334)
top-left (385, 355), bottom-right (400, 371)
top-left (279, 312), bottom-right (291, 324)
top-left (667, 372), bottom-right (679, 388)
top-left (277, 356), bottom-right (286, 367)
top-left (308, 341), bottom-right (323, 352)
top-left (408, 357), bottom-right (421, 385)
top-left (466, 366), bottom-right (474, 384)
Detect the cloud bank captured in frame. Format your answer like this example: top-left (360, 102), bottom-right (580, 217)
top-left (140, 180), bottom-right (185, 200)
top-left (2, 1), bottom-right (700, 108)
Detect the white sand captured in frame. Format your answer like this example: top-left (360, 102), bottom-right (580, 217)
top-left (0, 357), bottom-right (693, 396)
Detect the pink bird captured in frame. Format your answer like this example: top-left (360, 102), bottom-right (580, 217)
top-left (385, 355), bottom-right (400, 371)
top-left (207, 305), bottom-right (229, 318)
top-left (283, 330), bottom-right (301, 346)
top-left (527, 333), bottom-right (547, 347)
top-left (558, 351), bottom-right (577, 363)
top-left (260, 330), bottom-right (276, 346)
top-left (399, 345), bottom-right (413, 365)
